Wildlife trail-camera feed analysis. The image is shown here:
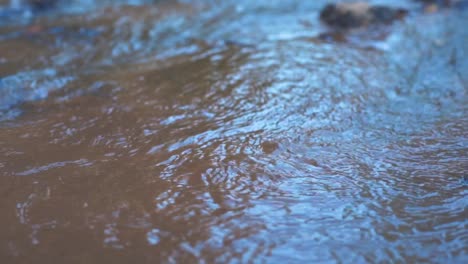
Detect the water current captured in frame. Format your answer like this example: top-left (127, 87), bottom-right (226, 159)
top-left (0, 0), bottom-right (467, 263)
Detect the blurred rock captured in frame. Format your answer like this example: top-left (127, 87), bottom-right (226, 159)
top-left (28, 0), bottom-right (58, 10)
top-left (320, 2), bottom-right (407, 29)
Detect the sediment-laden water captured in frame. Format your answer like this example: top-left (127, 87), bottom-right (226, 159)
top-left (0, 0), bottom-right (467, 263)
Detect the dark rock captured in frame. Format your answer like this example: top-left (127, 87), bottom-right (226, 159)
top-left (370, 6), bottom-right (407, 24)
top-left (320, 2), bottom-right (407, 29)
top-left (28, 0), bottom-right (58, 11)
top-left (320, 2), bottom-right (370, 29)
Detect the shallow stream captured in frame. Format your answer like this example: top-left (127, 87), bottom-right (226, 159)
top-left (0, 0), bottom-right (467, 263)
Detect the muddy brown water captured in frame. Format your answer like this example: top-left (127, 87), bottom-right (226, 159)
top-left (0, 0), bottom-right (467, 263)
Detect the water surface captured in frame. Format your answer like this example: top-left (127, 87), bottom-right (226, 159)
top-left (0, 0), bottom-right (467, 263)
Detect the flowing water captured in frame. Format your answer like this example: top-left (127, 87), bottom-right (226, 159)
top-left (0, 0), bottom-right (467, 263)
